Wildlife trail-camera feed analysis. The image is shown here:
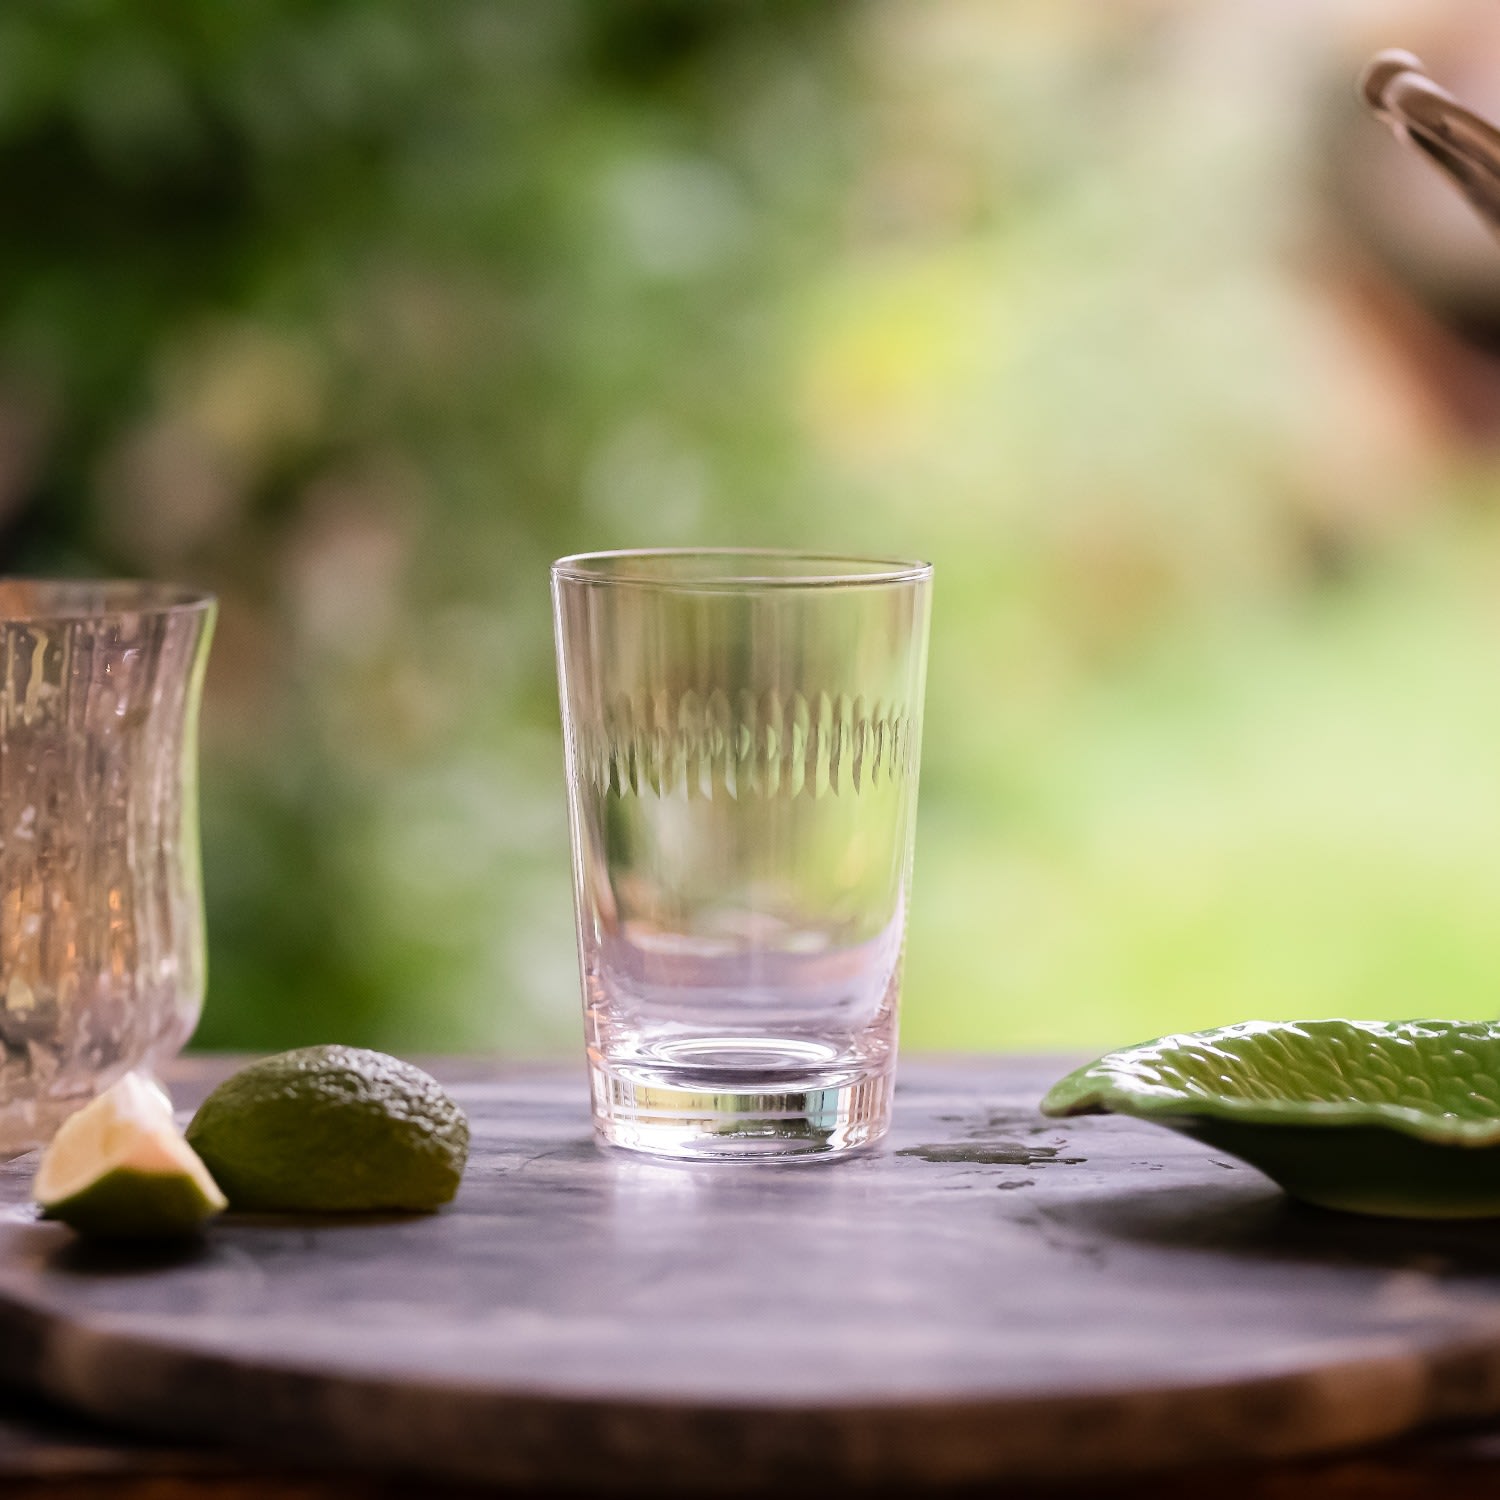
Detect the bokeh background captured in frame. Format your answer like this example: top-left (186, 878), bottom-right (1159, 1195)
top-left (6, 0), bottom-right (1500, 1057)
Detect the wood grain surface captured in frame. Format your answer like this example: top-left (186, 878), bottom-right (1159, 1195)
top-left (4, 1056), bottom-right (1500, 1492)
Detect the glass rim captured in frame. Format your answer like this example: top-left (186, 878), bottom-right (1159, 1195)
top-left (551, 548), bottom-right (932, 589)
top-left (0, 578), bottom-right (216, 623)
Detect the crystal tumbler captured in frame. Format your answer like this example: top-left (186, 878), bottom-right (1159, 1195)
top-left (552, 550), bottom-right (931, 1159)
top-left (0, 581), bottom-right (216, 1155)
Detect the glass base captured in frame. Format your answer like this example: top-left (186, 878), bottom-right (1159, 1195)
top-left (0, 1086), bottom-right (111, 1161)
top-left (589, 1060), bottom-right (894, 1161)
top-left (0, 1066), bottom-right (175, 1161)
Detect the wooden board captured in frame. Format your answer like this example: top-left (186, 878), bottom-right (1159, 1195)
top-left (5, 1056), bottom-right (1500, 1492)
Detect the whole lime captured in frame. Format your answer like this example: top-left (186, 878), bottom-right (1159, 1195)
top-left (185, 1046), bottom-right (469, 1213)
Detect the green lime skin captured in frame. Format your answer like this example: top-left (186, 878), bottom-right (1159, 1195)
top-left (185, 1046), bottom-right (470, 1213)
top-left (42, 1168), bottom-right (224, 1240)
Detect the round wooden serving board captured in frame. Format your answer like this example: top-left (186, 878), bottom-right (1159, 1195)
top-left (4, 1056), bottom-right (1500, 1491)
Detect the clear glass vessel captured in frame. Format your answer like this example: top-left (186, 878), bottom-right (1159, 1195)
top-left (0, 580), bottom-right (215, 1156)
top-left (552, 550), bottom-right (931, 1160)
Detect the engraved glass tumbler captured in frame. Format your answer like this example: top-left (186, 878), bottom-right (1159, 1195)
top-left (552, 551), bottom-right (931, 1160)
top-left (0, 581), bottom-right (215, 1156)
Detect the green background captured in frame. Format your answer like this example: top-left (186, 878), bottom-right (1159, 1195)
top-left (4, 0), bottom-right (1500, 1058)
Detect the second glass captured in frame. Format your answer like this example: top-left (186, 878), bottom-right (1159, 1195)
top-left (552, 550), bottom-right (931, 1160)
top-left (0, 580), bottom-right (216, 1156)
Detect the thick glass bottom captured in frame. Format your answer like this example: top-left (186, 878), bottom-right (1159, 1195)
top-left (589, 1053), bottom-right (894, 1161)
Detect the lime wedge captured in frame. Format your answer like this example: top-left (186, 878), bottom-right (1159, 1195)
top-left (1043, 1020), bottom-right (1500, 1218)
top-left (34, 1073), bottom-right (227, 1239)
top-left (185, 1045), bottom-right (469, 1213)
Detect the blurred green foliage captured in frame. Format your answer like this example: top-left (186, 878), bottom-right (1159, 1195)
top-left (0, 0), bottom-right (855, 1051)
top-left (6, 0), bottom-right (1500, 1056)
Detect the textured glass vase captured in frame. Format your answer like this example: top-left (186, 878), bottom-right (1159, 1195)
top-left (0, 581), bottom-right (216, 1156)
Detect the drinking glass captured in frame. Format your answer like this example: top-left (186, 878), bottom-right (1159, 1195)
top-left (0, 580), bottom-right (216, 1156)
top-left (552, 550), bottom-right (931, 1160)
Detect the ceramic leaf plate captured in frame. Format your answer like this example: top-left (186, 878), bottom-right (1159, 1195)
top-left (1042, 1019), bottom-right (1500, 1219)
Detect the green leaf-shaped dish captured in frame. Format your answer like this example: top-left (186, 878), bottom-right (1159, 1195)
top-left (1042, 1019), bottom-right (1500, 1219)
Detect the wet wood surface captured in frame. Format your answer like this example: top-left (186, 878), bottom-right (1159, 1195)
top-left (4, 1056), bottom-right (1500, 1493)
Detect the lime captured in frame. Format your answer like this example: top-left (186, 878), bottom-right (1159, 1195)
top-left (185, 1045), bottom-right (469, 1213)
top-left (34, 1073), bottom-right (227, 1239)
